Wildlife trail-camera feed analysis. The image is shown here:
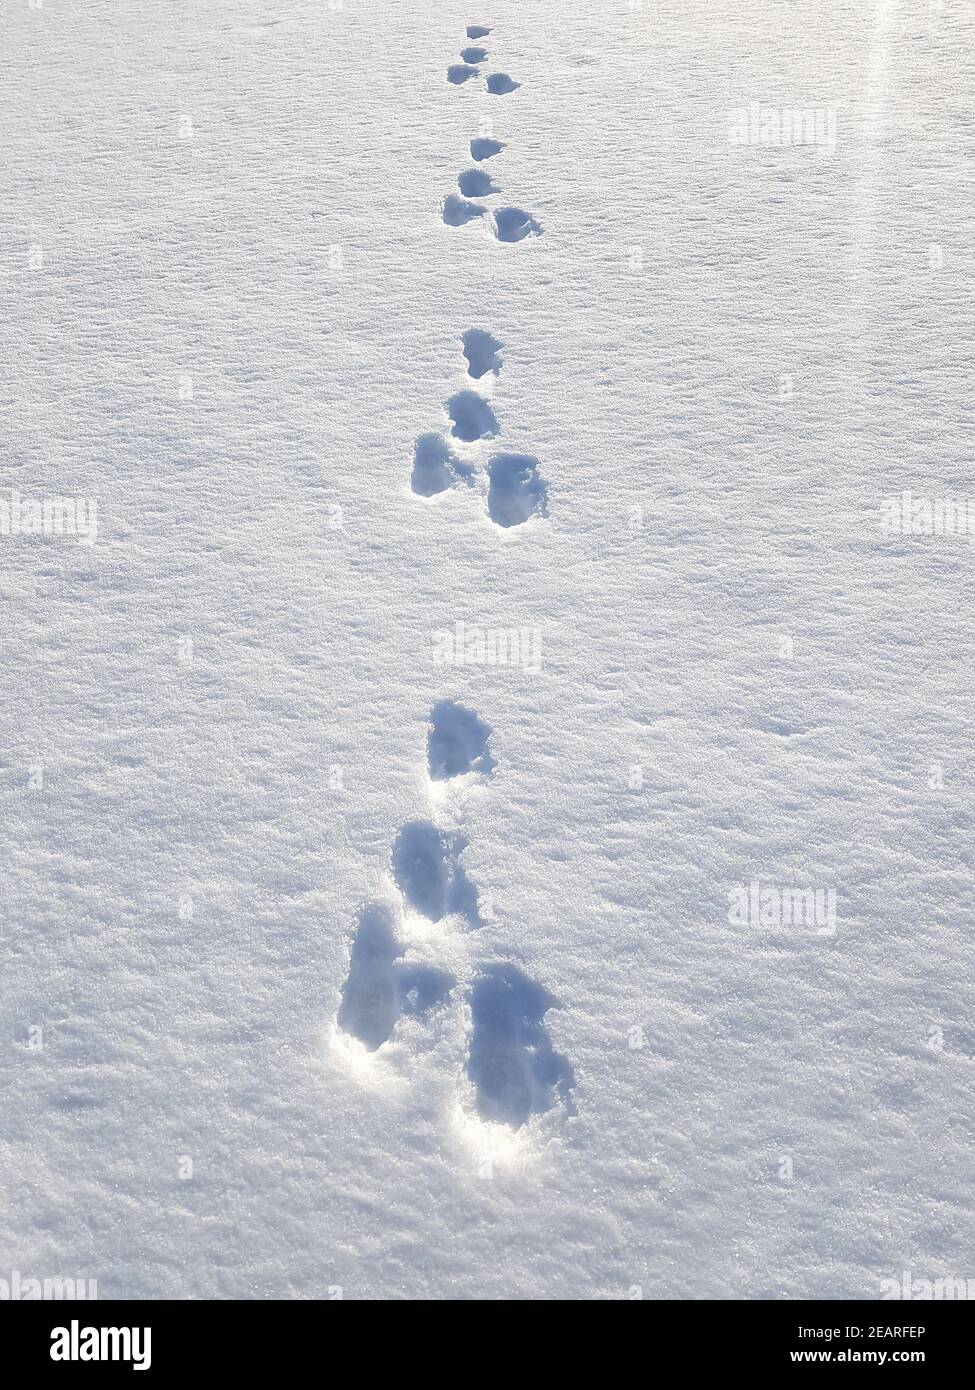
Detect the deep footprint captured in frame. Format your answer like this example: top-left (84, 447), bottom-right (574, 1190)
top-left (486, 453), bottom-right (548, 527)
top-left (447, 63), bottom-right (479, 84)
top-left (466, 965), bottom-right (574, 1128)
top-left (442, 193), bottom-right (486, 227)
top-left (428, 700), bottom-right (494, 780)
top-left (392, 821), bottom-right (480, 924)
top-left (446, 389), bottom-right (498, 442)
top-left (337, 905), bottom-right (400, 1050)
top-left (462, 328), bottom-right (503, 380)
top-left (470, 136), bottom-right (505, 162)
top-left (467, 24), bottom-right (491, 38)
top-left (458, 168), bottom-right (500, 198)
top-left (486, 72), bottom-right (520, 95)
top-left (411, 432), bottom-right (471, 497)
top-left (338, 905), bottom-right (454, 1051)
top-left (493, 207), bottom-right (542, 242)
top-left (460, 46), bottom-right (488, 63)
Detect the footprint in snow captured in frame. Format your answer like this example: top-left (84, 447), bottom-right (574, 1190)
top-left (392, 820), bottom-right (481, 925)
top-left (486, 453), bottom-right (548, 527)
top-left (466, 965), bottom-right (574, 1128)
top-left (470, 136), bottom-right (505, 162)
top-left (462, 328), bottom-right (503, 380)
top-left (447, 63), bottom-right (480, 85)
top-left (457, 167), bottom-right (500, 198)
top-left (410, 432), bottom-right (472, 497)
top-left (428, 699), bottom-right (494, 780)
top-left (337, 904), bottom-right (453, 1051)
top-left (493, 207), bottom-right (542, 242)
top-left (446, 388), bottom-right (498, 442)
top-left (442, 193), bottom-right (486, 227)
top-left (467, 25), bottom-right (491, 39)
top-left (460, 46), bottom-right (488, 64)
top-left (486, 72), bottom-right (520, 95)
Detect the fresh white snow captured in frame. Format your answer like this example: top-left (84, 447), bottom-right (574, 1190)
top-left (2, 0), bottom-right (973, 1300)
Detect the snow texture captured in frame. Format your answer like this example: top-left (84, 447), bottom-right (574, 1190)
top-left (1, 0), bottom-right (974, 1301)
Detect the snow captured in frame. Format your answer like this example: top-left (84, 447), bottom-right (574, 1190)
top-left (2, 0), bottom-right (973, 1300)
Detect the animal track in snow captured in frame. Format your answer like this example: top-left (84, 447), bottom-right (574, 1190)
top-left (443, 31), bottom-right (538, 244)
top-left (493, 207), bottom-right (542, 242)
top-left (486, 72), bottom-right (520, 95)
top-left (410, 338), bottom-right (549, 529)
top-left (486, 453), bottom-right (548, 527)
top-left (470, 136), bottom-right (505, 162)
top-left (466, 965), bottom-right (574, 1128)
top-left (378, 31), bottom-right (568, 1131)
top-left (409, 338), bottom-right (501, 503)
top-left (428, 699), bottom-right (494, 781)
top-left (442, 193), bottom-right (486, 227)
top-left (392, 820), bottom-right (480, 925)
top-left (410, 432), bottom-right (471, 497)
top-left (457, 167), bottom-right (500, 198)
top-left (446, 389), bottom-right (498, 442)
top-left (337, 904), bottom-right (453, 1051)
top-left (333, 706), bottom-right (574, 1136)
top-left (462, 328), bottom-right (503, 380)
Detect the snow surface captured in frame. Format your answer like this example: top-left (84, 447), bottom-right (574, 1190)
top-left (2, 0), bottom-right (974, 1299)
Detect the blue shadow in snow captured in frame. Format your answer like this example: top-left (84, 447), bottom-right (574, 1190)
top-left (467, 965), bottom-right (574, 1128)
